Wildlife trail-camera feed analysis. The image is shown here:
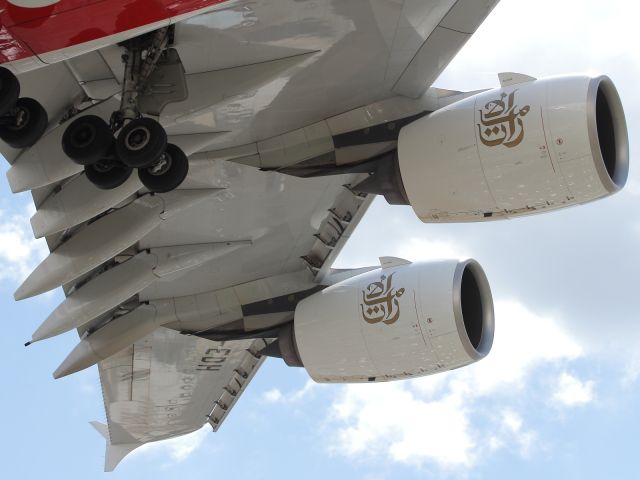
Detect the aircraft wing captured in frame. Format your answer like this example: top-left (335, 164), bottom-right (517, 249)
top-left (93, 331), bottom-right (266, 472)
top-left (2, 0), bottom-right (499, 470)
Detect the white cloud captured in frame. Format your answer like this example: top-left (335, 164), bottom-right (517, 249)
top-left (261, 378), bottom-right (319, 403)
top-left (262, 388), bottom-right (283, 403)
top-left (626, 178), bottom-right (640, 197)
top-left (0, 203), bottom-right (48, 284)
top-left (461, 300), bottom-right (583, 395)
top-left (501, 409), bottom-right (523, 433)
top-left (326, 300), bottom-right (585, 469)
top-left (499, 410), bottom-right (536, 457)
top-left (621, 354), bottom-right (640, 387)
top-left (552, 373), bottom-right (595, 407)
top-left (392, 237), bottom-right (470, 263)
top-left (133, 425), bottom-right (210, 464)
top-left (331, 383), bottom-right (474, 468)
top-left (436, 0), bottom-right (640, 92)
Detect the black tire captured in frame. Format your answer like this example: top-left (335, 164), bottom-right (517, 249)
top-left (85, 159), bottom-right (133, 190)
top-left (138, 143), bottom-right (189, 193)
top-left (116, 117), bottom-right (167, 168)
top-left (62, 115), bottom-right (113, 165)
top-left (0, 97), bottom-right (47, 148)
top-left (0, 67), bottom-right (20, 117)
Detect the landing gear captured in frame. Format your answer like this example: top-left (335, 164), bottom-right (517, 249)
top-left (0, 67), bottom-right (19, 116)
top-left (59, 28), bottom-right (188, 192)
top-left (0, 67), bottom-right (48, 149)
top-left (116, 117), bottom-right (167, 168)
top-left (61, 115), bottom-right (113, 165)
top-left (138, 143), bottom-right (189, 193)
top-left (0, 98), bottom-right (48, 148)
top-left (85, 158), bottom-right (133, 190)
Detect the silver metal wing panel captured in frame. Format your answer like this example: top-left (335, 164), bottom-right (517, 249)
top-left (97, 327), bottom-right (265, 470)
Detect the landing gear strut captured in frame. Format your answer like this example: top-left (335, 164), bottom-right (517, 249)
top-left (60, 27), bottom-right (188, 193)
top-left (0, 68), bottom-right (48, 149)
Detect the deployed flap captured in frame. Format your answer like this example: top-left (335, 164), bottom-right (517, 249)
top-left (97, 328), bottom-right (265, 471)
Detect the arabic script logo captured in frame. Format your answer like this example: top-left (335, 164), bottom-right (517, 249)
top-left (477, 90), bottom-right (530, 148)
top-left (360, 273), bottom-right (405, 325)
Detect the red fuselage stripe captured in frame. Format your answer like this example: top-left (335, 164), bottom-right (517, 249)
top-left (0, 0), bottom-right (228, 63)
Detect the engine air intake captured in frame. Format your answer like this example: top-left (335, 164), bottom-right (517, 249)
top-left (454, 260), bottom-right (494, 359)
top-left (591, 76), bottom-right (628, 191)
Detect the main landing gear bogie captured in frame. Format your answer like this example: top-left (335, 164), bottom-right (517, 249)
top-left (61, 114), bottom-right (184, 193)
top-left (0, 67), bottom-right (48, 149)
top-left (59, 27), bottom-right (188, 193)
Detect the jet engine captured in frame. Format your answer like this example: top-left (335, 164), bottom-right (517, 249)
top-left (268, 258), bottom-right (494, 383)
top-left (365, 75), bottom-right (629, 222)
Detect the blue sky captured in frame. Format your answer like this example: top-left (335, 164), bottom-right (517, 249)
top-left (2, 0), bottom-right (640, 477)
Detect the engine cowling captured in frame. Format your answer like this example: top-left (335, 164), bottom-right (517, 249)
top-left (396, 75), bottom-right (628, 222)
top-left (276, 258), bottom-right (494, 383)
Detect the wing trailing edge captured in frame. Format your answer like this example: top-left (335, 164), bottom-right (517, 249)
top-left (89, 421), bottom-right (142, 473)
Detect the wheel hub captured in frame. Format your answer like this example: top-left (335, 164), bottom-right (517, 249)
top-left (93, 160), bottom-right (114, 173)
top-left (71, 123), bottom-right (96, 148)
top-left (148, 151), bottom-right (172, 176)
top-left (124, 125), bottom-right (151, 151)
top-left (9, 107), bottom-right (30, 131)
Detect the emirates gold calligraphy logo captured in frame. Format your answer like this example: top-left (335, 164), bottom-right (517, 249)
top-left (477, 90), bottom-right (530, 148)
top-left (360, 273), bottom-right (405, 325)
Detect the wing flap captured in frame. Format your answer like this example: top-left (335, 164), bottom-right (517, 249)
top-left (96, 327), bottom-right (266, 470)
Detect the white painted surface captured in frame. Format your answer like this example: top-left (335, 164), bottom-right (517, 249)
top-left (398, 75), bottom-right (629, 222)
top-left (295, 260), bottom-right (493, 383)
top-left (54, 304), bottom-right (162, 378)
top-left (30, 173), bottom-right (142, 238)
top-left (15, 190), bottom-right (214, 299)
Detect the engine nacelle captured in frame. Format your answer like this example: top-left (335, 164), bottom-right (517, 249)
top-left (396, 75), bottom-right (628, 222)
top-left (276, 258), bottom-right (494, 383)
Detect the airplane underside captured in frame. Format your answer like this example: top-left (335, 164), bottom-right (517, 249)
top-left (0, 0), bottom-right (630, 471)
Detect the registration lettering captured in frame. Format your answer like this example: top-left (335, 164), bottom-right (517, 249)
top-left (197, 346), bottom-right (231, 371)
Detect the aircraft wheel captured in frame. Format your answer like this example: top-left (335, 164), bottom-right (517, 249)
top-left (62, 115), bottom-right (113, 165)
top-left (85, 158), bottom-right (133, 190)
top-left (0, 67), bottom-right (20, 117)
top-left (116, 117), bottom-right (167, 168)
top-left (138, 143), bottom-right (188, 193)
top-left (0, 97), bottom-right (48, 148)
